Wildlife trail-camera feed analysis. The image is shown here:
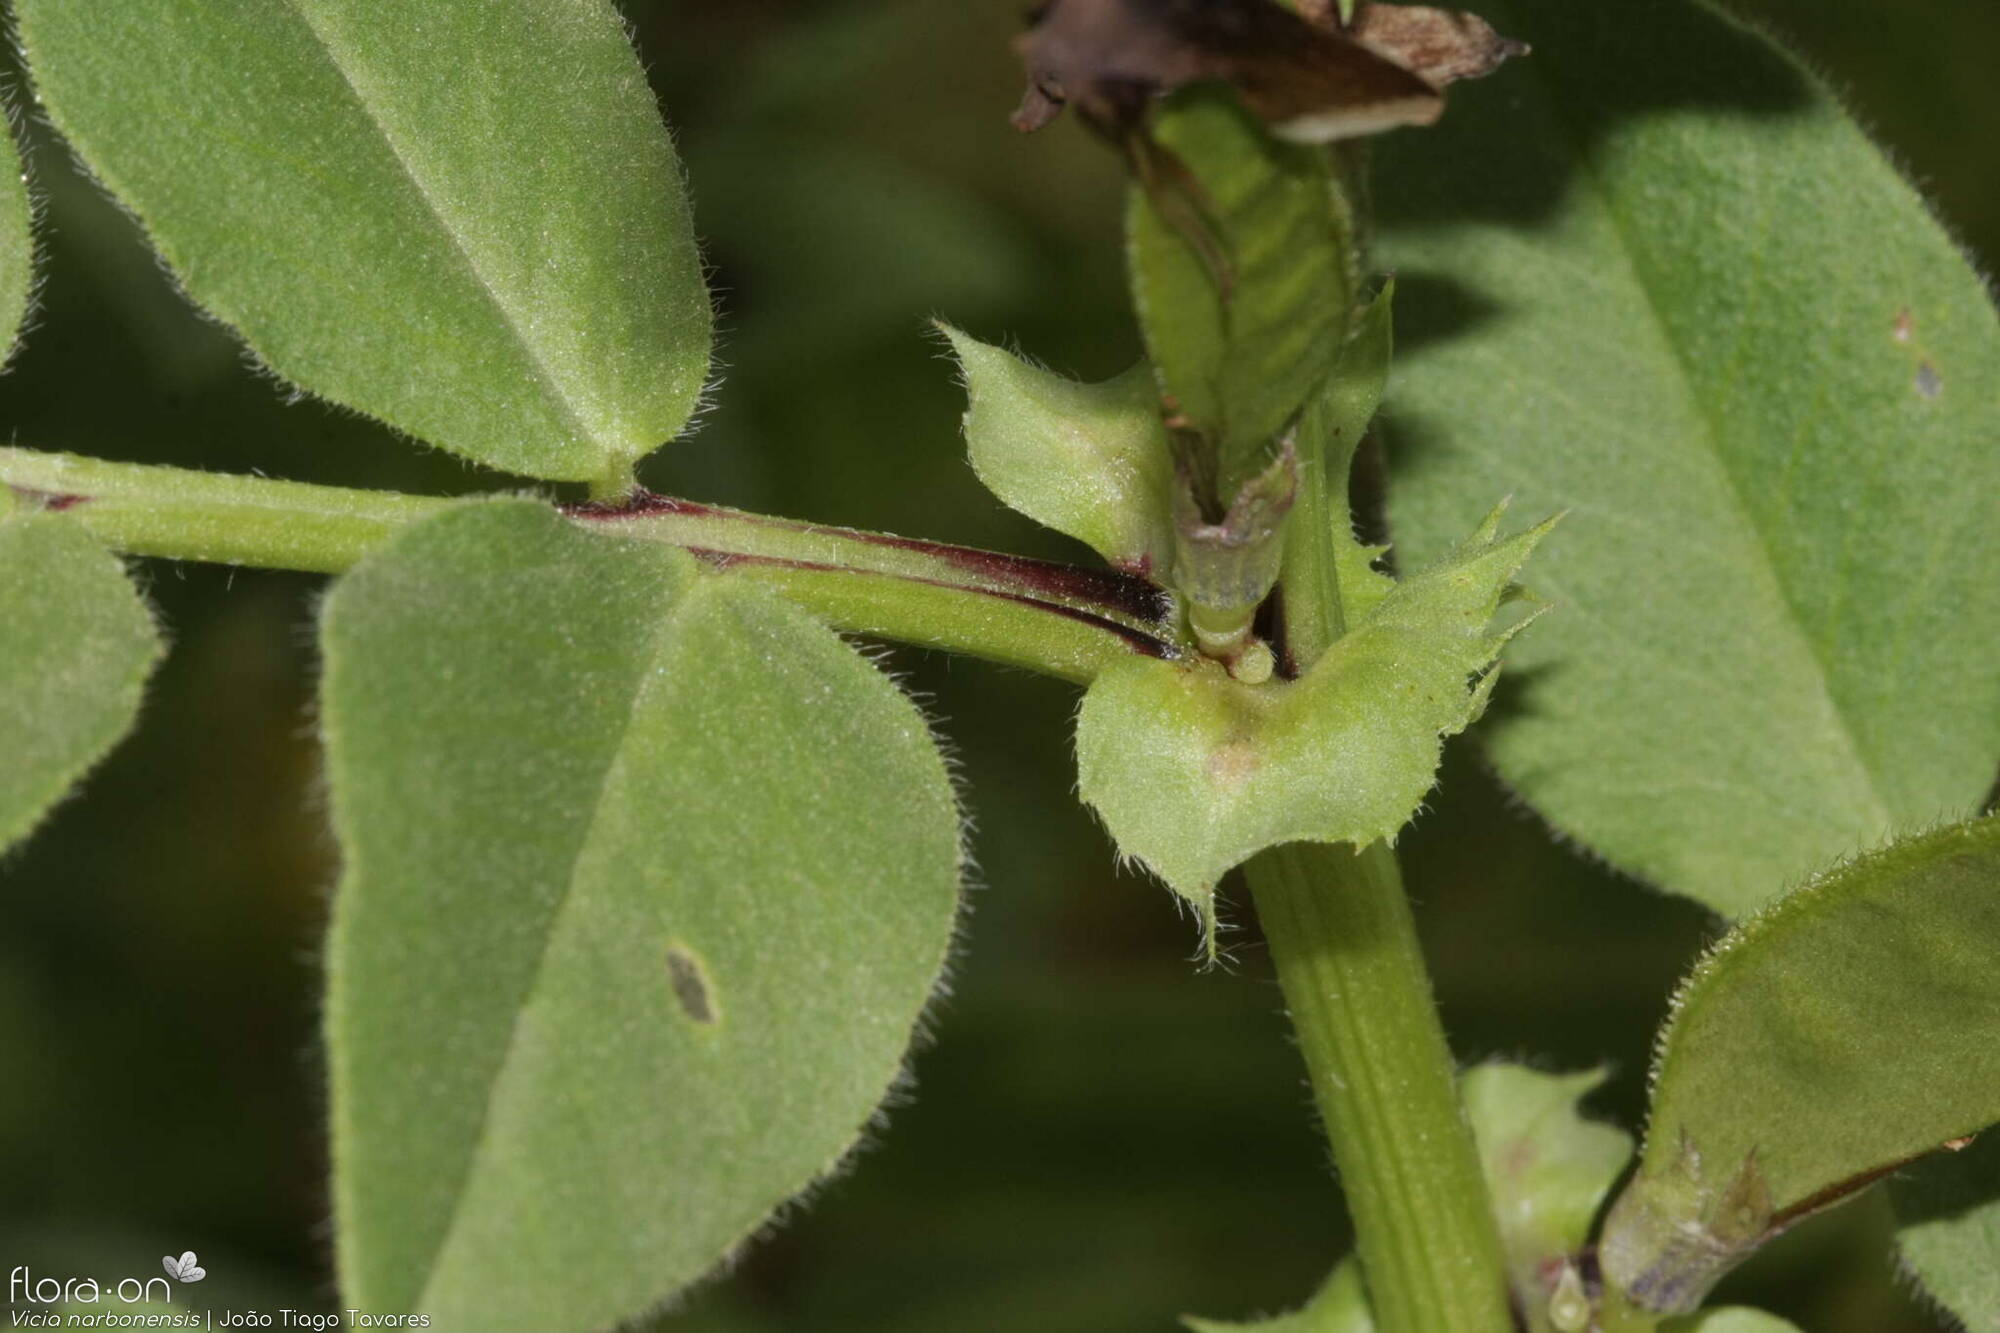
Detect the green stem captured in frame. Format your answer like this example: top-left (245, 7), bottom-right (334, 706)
top-left (1247, 256), bottom-right (1511, 1327)
top-left (0, 447), bottom-right (456, 571)
top-left (587, 457), bottom-right (639, 505)
top-left (577, 494), bottom-right (1184, 683)
top-left (1246, 843), bottom-right (1514, 1333)
top-left (1276, 428), bottom-right (1347, 664)
top-left (0, 446), bottom-right (1186, 683)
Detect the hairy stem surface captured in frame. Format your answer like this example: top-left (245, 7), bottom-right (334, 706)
top-left (1250, 284), bottom-right (1512, 1326)
top-left (0, 446), bottom-right (1185, 682)
top-left (1247, 842), bottom-right (1513, 1333)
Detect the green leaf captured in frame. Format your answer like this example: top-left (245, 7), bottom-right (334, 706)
top-left (0, 511), bottom-right (161, 855)
top-left (1600, 817), bottom-right (2000, 1314)
top-left (1129, 85), bottom-right (1358, 502)
top-left (322, 502), bottom-right (962, 1330)
top-left (1377, 0), bottom-right (2000, 916)
top-left (941, 324), bottom-right (1174, 575)
top-left (0, 115), bottom-right (32, 366)
top-left (1893, 1129), bottom-right (2000, 1330)
top-left (1461, 1063), bottom-right (1632, 1332)
top-left (19, 0), bottom-right (711, 483)
top-left (1184, 1259), bottom-right (1374, 1333)
top-left (1075, 504), bottom-right (1550, 925)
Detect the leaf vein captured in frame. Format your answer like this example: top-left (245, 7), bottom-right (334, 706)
top-left (278, 0), bottom-right (601, 457)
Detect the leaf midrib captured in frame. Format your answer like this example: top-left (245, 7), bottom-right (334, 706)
top-left (278, 0), bottom-right (602, 459)
top-left (408, 578), bottom-right (701, 1312)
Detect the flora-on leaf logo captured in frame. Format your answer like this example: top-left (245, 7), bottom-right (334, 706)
top-left (161, 1251), bottom-right (206, 1284)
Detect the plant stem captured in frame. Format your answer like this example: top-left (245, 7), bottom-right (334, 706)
top-left (1250, 264), bottom-right (1513, 1326)
top-left (0, 446), bottom-right (1186, 683)
top-left (1246, 842), bottom-right (1514, 1333)
top-left (1276, 430), bottom-right (1347, 668)
top-left (589, 457), bottom-right (638, 505)
top-left (0, 447), bottom-right (458, 570)
top-left (579, 493), bottom-right (1185, 682)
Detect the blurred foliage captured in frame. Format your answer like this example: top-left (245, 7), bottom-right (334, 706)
top-left (1, 1), bottom-right (1989, 1329)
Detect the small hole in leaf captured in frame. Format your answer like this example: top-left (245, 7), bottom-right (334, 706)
top-left (665, 945), bottom-right (717, 1025)
top-left (1915, 361), bottom-right (1943, 400)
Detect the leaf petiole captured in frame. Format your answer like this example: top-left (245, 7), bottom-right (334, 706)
top-left (0, 446), bottom-right (1189, 682)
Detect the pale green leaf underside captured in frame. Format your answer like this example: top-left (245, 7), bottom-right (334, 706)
top-left (19, 0), bottom-right (712, 481)
top-left (1379, 0), bottom-right (2000, 916)
top-left (0, 511), bottom-right (160, 856)
top-left (322, 503), bottom-right (961, 1331)
top-left (1077, 506), bottom-right (1548, 901)
top-left (1894, 1132), bottom-right (2000, 1330)
top-left (0, 116), bottom-right (32, 366)
top-left (1604, 817), bottom-right (2000, 1309)
top-left (942, 324), bottom-right (1174, 575)
top-left (1185, 1260), bottom-right (1373, 1333)
top-left (1461, 1063), bottom-right (1632, 1333)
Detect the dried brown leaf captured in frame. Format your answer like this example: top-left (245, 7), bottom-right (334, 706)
top-left (1012, 0), bottom-right (1439, 140)
top-left (1350, 4), bottom-right (1529, 88)
top-left (1012, 0), bottom-right (1523, 142)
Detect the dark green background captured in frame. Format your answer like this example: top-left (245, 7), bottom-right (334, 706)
top-left (3, 1), bottom-right (1995, 1328)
